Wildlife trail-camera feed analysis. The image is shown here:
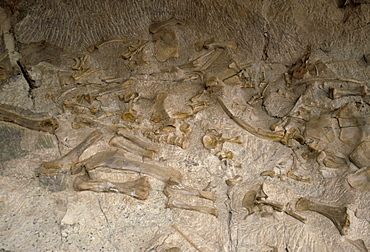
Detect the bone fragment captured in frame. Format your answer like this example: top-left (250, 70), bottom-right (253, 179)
top-left (347, 167), bottom-right (370, 191)
top-left (87, 36), bottom-right (126, 52)
top-left (74, 175), bottom-right (150, 200)
top-left (226, 175), bottom-right (243, 186)
top-left (260, 170), bottom-right (275, 178)
top-left (109, 135), bottom-right (155, 159)
top-left (37, 130), bottom-right (103, 176)
top-left (167, 198), bottom-right (218, 217)
top-left (77, 150), bottom-right (182, 184)
top-left (295, 197), bottom-right (349, 235)
top-left (149, 18), bottom-right (185, 34)
top-left (350, 141), bottom-right (370, 168)
top-left (0, 104), bottom-right (58, 133)
top-left (203, 38), bottom-right (237, 50)
top-left (200, 48), bottom-right (224, 70)
top-left (155, 40), bottom-right (179, 62)
top-left (287, 171), bottom-right (312, 183)
top-left (217, 97), bottom-right (285, 141)
top-left (164, 180), bottom-right (217, 202)
top-left (258, 200), bottom-right (306, 223)
top-left (329, 85), bottom-right (368, 99)
top-left (242, 190), bottom-right (257, 214)
top-left (151, 92), bottom-right (170, 122)
top-left (116, 127), bottom-right (160, 153)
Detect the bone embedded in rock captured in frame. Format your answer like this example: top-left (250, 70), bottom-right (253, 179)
top-left (164, 180), bottom-right (217, 202)
top-left (74, 175), bottom-right (150, 200)
top-left (329, 85), bottom-right (368, 99)
top-left (116, 127), bottom-right (160, 153)
top-left (347, 167), bottom-right (370, 191)
top-left (151, 92), bottom-right (170, 122)
top-left (225, 175), bottom-right (243, 186)
top-left (295, 197), bottom-right (350, 235)
top-left (0, 104), bottom-right (58, 133)
top-left (87, 36), bottom-right (127, 52)
top-left (109, 135), bottom-right (155, 159)
top-left (38, 129), bottom-right (103, 176)
top-left (155, 40), bottom-right (179, 62)
top-left (167, 197), bottom-right (218, 217)
top-left (203, 38), bottom-right (238, 50)
top-left (242, 190), bottom-right (257, 214)
top-left (77, 150), bottom-right (182, 184)
top-left (350, 141), bottom-right (370, 168)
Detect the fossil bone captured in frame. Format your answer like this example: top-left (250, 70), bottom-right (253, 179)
top-left (203, 38), bottom-right (237, 50)
top-left (200, 48), bottom-right (224, 70)
top-left (329, 85), bottom-right (369, 99)
top-left (73, 175), bottom-right (150, 200)
top-left (260, 170), bottom-right (276, 178)
top-left (155, 40), bottom-right (179, 62)
top-left (109, 135), bottom-right (155, 159)
top-left (37, 130), bottom-right (103, 176)
top-left (77, 150), bottom-right (182, 184)
top-left (350, 141), bottom-right (370, 168)
top-left (151, 92), bottom-right (170, 123)
top-left (242, 190), bottom-right (257, 214)
top-left (0, 104), bottom-right (58, 134)
top-left (167, 197), bottom-right (218, 217)
top-left (164, 179), bottom-right (217, 202)
top-left (217, 97), bottom-right (285, 141)
top-left (295, 197), bottom-right (350, 235)
top-left (87, 36), bottom-right (127, 52)
top-left (347, 167), bottom-right (370, 191)
top-left (116, 127), bottom-right (160, 153)
top-left (225, 175), bottom-right (243, 186)
top-left (145, 131), bottom-right (189, 149)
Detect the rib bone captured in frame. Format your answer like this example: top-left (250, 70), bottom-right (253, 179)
top-left (73, 175), bottom-right (150, 200)
top-left (295, 197), bottom-right (350, 235)
top-left (77, 150), bottom-right (182, 184)
top-left (167, 198), bottom-right (218, 217)
top-left (37, 130), bottom-right (103, 176)
top-left (217, 97), bottom-right (285, 141)
top-left (0, 104), bottom-right (58, 133)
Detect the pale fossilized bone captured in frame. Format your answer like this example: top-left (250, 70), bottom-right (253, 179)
top-left (151, 92), bottom-right (170, 123)
top-left (202, 38), bottom-right (237, 50)
top-left (164, 179), bottom-right (217, 202)
top-left (225, 175), bottom-right (243, 186)
top-left (0, 104), bottom-right (58, 133)
top-left (116, 127), bottom-right (160, 153)
top-left (145, 131), bottom-right (189, 149)
top-left (109, 135), bottom-right (155, 159)
top-left (329, 85), bottom-right (369, 99)
top-left (199, 48), bottom-right (224, 70)
top-left (77, 150), bottom-right (182, 184)
top-left (167, 197), bottom-right (218, 217)
top-left (295, 197), bottom-right (350, 235)
top-left (346, 167), bottom-right (370, 191)
top-left (87, 36), bottom-right (127, 52)
top-left (217, 97), bottom-right (285, 141)
top-left (73, 175), bottom-right (150, 200)
top-left (155, 40), bottom-right (179, 62)
top-left (37, 130), bottom-right (103, 176)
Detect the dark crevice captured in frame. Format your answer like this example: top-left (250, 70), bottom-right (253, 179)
top-left (16, 60), bottom-right (37, 99)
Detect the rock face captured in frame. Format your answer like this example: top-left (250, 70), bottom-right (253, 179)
top-left (0, 0), bottom-right (370, 251)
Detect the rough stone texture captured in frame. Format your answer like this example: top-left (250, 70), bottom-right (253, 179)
top-left (0, 1), bottom-right (370, 251)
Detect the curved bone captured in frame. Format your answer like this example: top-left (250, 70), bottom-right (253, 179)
top-left (295, 197), bottom-right (350, 235)
top-left (37, 130), bottom-right (103, 176)
top-left (167, 198), bottom-right (218, 217)
top-left (0, 104), bottom-right (58, 133)
top-left (73, 175), bottom-right (150, 200)
top-left (77, 150), bottom-right (182, 184)
top-left (116, 127), bottom-right (160, 153)
top-left (217, 97), bottom-right (285, 141)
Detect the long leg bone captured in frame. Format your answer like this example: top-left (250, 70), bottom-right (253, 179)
top-left (0, 104), bottom-right (58, 133)
top-left (167, 198), bottom-right (218, 217)
top-left (77, 150), bottom-right (182, 184)
top-left (37, 130), bottom-right (103, 176)
top-left (73, 175), bottom-right (150, 200)
top-left (109, 135), bottom-right (155, 159)
top-left (295, 197), bottom-right (350, 235)
top-left (217, 97), bottom-right (285, 141)
top-left (329, 85), bottom-right (368, 99)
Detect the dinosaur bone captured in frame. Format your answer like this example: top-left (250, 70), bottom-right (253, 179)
top-left (77, 150), bottom-right (182, 184)
top-left (0, 104), bottom-right (58, 133)
top-left (164, 180), bottom-right (217, 202)
top-left (109, 135), bottom-right (155, 159)
top-left (295, 197), bottom-right (350, 235)
top-left (116, 127), bottom-right (160, 153)
top-left (37, 130), bottom-right (103, 176)
top-left (73, 175), bottom-right (150, 200)
top-left (167, 198), bottom-right (218, 217)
